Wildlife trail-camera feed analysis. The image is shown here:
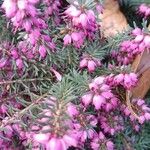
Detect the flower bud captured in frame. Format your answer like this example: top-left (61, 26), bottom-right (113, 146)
top-left (134, 35), bottom-right (144, 43)
top-left (16, 58), bottom-right (23, 69)
top-left (80, 58), bottom-right (88, 68)
top-left (33, 133), bottom-right (50, 144)
top-left (63, 34), bottom-right (72, 46)
top-left (81, 93), bottom-right (93, 106)
top-left (39, 45), bottom-right (47, 58)
top-left (92, 94), bottom-right (106, 109)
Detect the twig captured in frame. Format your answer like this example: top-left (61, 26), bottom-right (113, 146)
top-left (0, 78), bottom-right (51, 85)
top-left (0, 92), bottom-right (49, 128)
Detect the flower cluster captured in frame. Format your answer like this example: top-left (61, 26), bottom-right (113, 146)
top-left (63, 1), bottom-right (100, 48)
top-left (2, 0), bottom-right (41, 32)
top-left (43, 0), bottom-right (61, 24)
top-left (111, 27), bottom-right (150, 65)
top-left (2, 0), bottom-right (56, 58)
top-left (106, 72), bottom-right (138, 90)
top-left (82, 76), bottom-right (117, 110)
top-left (138, 4), bottom-right (150, 18)
top-left (91, 132), bottom-right (114, 150)
top-left (80, 54), bottom-right (102, 72)
top-left (121, 99), bottom-right (150, 125)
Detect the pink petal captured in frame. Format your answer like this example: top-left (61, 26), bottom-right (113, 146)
top-left (63, 135), bottom-right (77, 147)
top-left (92, 94), bottom-right (106, 109)
top-left (81, 93), bottom-right (93, 106)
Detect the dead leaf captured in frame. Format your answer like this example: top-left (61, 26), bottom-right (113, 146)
top-left (131, 50), bottom-right (150, 99)
top-left (148, 24), bottom-right (150, 30)
top-left (132, 69), bottom-right (150, 99)
top-left (99, 0), bottom-right (128, 37)
top-left (126, 50), bottom-right (150, 118)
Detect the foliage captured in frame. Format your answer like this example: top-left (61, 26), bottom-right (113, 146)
top-left (0, 0), bottom-right (150, 150)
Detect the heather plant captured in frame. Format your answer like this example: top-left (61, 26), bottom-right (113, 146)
top-left (0, 0), bottom-right (150, 150)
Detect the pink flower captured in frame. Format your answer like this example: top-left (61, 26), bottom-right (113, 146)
top-left (46, 138), bottom-right (67, 150)
top-left (50, 68), bottom-right (62, 81)
top-left (17, 0), bottom-right (27, 10)
top-left (99, 132), bottom-right (105, 140)
top-left (124, 107), bottom-right (131, 116)
top-left (87, 10), bottom-right (95, 22)
top-left (100, 84), bottom-right (110, 92)
top-left (65, 5), bottom-right (81, 17)
top-left (71, 32), bottom-right (84, 48)
top-left (145, 8), bottom-right (150, 16)
top-left (129, 73), bottom-right (138, 83)
top-left (139, 116), bottom-right (145, 124)
top-left (2, 0), bottom-right (17, 18)
top-left (96, 4), bottom-right (103, 13)
top-left (4, 125), bottom-right (13, 138)
top-left (106, 141), bottom-right (114, 150)
top-left (0, 104), bottom-right (7, 113)
top-left (137, 99), bottom-right (145, 106)
top-left (132, 28), bottom-right (142, 36)
top-left (94, 76), bottom-right (105, 85)
top-left (63, 34), bottom-right (72, 46)
top-left (134, 125), bottom-right (140, 132)
top-left (101, 91), bottom-right (113, 99)
top-left (67, 103), bottom-right (79, 117)
top-left (139, 4), bottom-right (147, 13)
top-left (143, 35), bottom-right (150, 47)
top-left (63, 135), bottom-right (77, 147)
top-left (89, 82), bottom-right (99, 91)
top-left (81, 93), bottom-right (93, 106)
top-left (39, 45), bottom-right (47, 58)
top-left (16, 58), bottom-right (23, 69)
top-left (28, 0), bottom-right (39, 4)
top-left (80, 58), bottom-right (88, 68)
top-left (71, 32), bottom-right (81, 42)
top-left (79, 13), bottom-right (88, 27)
top-left (23, 20), bottom-right (32, 32)
top-left (114, 74), bottom-right (124, 84)
top-left (14, 10), bottom-right (25, 22)
top-left (0, 58), bottom-right (7, 68)
top-left (33, 133), bottom-right (50, 144)
top-left (134, 35), bottom-right (144, 43)
top-left (105, 103), bottom-right (113, 112)
top-left (92, 94), bottom-right (106, 109)
top-left (11, 49), bottom-right (19, 59)
top-left (124, 74), bottom-right (131, 88)
top-left (144, 113), bottom-right (150, 120)
top-left (26, 4), bottom-right (37, 17)
top-left (87, 60), bottom-right (96, 72)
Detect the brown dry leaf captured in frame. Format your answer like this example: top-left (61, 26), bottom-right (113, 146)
top-left (99, 0), bottom-right (128, 37)
top-left (131, 50), bottom-right (150, 99)
top-left (148, 24), bottom-right (150, 30)
top-left (126, 50), bottom-right (150, 119)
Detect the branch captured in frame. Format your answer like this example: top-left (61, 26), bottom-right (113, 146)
top-left (0, 78), bottom-right (51, 85)
top-left (0, 92), bottom-right (49, 128)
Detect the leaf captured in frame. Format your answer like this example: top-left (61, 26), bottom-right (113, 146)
top-left (99, 0), bottom-right (128, 37)
top-left (131, 50), bottom-right (150, 99)
top-left (126, 50), bottom-right (150, 118)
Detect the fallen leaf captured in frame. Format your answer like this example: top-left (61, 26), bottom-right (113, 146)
top-left (131, 50), bottom-right (150, 99)
top-left (126, 50), bottom-right (150, 118)
top-left (99, 0), bottom-right (128, 37)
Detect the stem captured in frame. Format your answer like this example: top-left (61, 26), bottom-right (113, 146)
top-left (0, 78), bottom-right (51, 85)
top-left (0, 92), bottom-right (49, 128)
